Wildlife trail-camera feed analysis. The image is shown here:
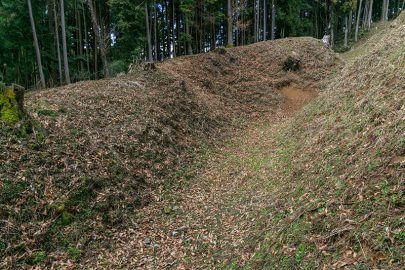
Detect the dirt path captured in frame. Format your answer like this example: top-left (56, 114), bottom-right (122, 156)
top-left (86, 85), bottom-right (317, 269)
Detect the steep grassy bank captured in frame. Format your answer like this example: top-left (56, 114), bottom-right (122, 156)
top-left (241, 12), bottom-right (404, 269)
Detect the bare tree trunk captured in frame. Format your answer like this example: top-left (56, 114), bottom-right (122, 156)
top-left (362, 0), bottom-right (369, 25)
top-left (355, 0), bottom-right (363, 42)
top-left (165, 2), bottom-right (170, 57)
top-left (78, 7), bottom-right (84, 72)
top-left (87, 0), bottom-right (110, 77)
top-left (384, 0), bottom-right (390, 20)
top-left (256, 0), bottom-right (260, 42)
top-left (227, 0), bottom-right (233, 46)
top-left (145, 3), bottom-right (153, 62)
top-left (172, 0), bottom-right (176, 57)
top-left (382, 0), bottom-right (387, 21)
top-left (154, 1), bottom-right (158, 60)
top-left (263, 0), bottom-right (267, 41)
top-left (94, 33), bottom-right (98, 79)
top-left (348, 9), bottom-right (353, 33)
top-left (82, 3), bottom-right (90, 78)
top-left (186, 19), bottom-right (192, 55)
top-left (27, 0), bottom-right (46, 88)
top-left (254, 1), bottom-right (257, 42)
top-left (368, 0), bottom-right (374, 28)
top-left (60, 0), bottom-right (70, 84)
top-left (344, 15), bottom-right (348, 47)
top-left (271, 0), bottom-right (276, 40)
top-left (53, 0), bottom-right (63, 84)
top-left (330, 5), bottom-right (335, 48)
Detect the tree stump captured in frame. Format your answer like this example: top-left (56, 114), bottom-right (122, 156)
top-left (143, 62), bottom-right (156, 71)
top-left (0, 83), bottom-right (25, 124)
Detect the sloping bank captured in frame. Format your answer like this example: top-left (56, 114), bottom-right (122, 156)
top-left (242, 12), bottom-right (404, 269)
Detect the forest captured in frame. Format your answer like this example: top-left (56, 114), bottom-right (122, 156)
top-left (0, 0), bottom-right (403, 89)
top-left (0, 0), bottom-right (404, 269)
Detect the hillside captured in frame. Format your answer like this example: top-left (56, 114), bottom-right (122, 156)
top-left (0, 37), bottom-right (339, 268)
top-left (243, 12), bottom-right (404, 269)
top-left (82, 13), bottom-right (404, 269)
top-left (1, 10), bottom-right (403, 269)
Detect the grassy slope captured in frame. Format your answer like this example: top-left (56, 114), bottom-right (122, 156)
top-left (234, 13), bottom-right (404, 269)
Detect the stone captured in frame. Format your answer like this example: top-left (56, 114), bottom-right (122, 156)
top-left (144, 237), bottom-right (151, 246)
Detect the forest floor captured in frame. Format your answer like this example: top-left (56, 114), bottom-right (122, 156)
top-left (1, 13), bottom-right (404, 270)
top-left (85, 15), bottom-right (404, 269)
top-left (84, 84), bottom-right (319, 269)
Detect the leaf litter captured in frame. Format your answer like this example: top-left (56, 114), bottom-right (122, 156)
top-left (1, 35), bottom-right (350, 269)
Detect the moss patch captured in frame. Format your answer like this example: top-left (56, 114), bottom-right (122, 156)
top-left (0, 87), bottom-right (19, 124)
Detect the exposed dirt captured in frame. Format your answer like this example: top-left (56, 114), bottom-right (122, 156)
top-left (280, 84), bottom-right (317, 112)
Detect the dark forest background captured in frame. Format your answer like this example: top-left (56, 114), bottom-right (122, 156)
top-left (0, 0), bottom-right (403, 89)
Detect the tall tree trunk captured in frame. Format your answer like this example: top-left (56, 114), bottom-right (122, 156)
top-left (27, 0), bottom-right (46, 88)
top-left (355, 0), bottom-right (363, 42)
top-left (348, 9), bottom-right (353, 33)
top-left (78, 6), bottom-right (84, 72)
top-left (82, 3), bottom-right (90, 77)
top-left (94, 31), bottom-right (98, 79)
top-left (154, 1), bottom-right (158, 60)
top-left (87, 0), bottom-right (110, 77)
top-left (165, 2), bottom-right (170, 57)
top-left (186, 18), bottom-right (192, 54)
top-left (384, 0), bottom-right (390, 20)
top-left (175, 1), bottom-right (181, 54)
top-left (263, 0), bottom-right (267, 41)
top-left (145, 3), bottom-right (153, 62)
top-left (53, 0), bottom-right (63, 84)
top-left (368, 0), bottom-right (374, 28)
top-left (382, 0), bottom-right (387, 20)
top-left (256, 0), bottom-right (260, 42)
top-left (271, 0), bottom-right (276, 40)
top-left (254, 1), bottom-right (257, 42)
top-left (344, 15), bottom-right (348, 47)
top-left (362, 0), bottom-right (369, 25)
top-left (60, 0), bottom-right (71, 84)
top-left (227, 0), bottom-right (233, 46)
top-left (172, 0), bottom-right (176, 57)
top-left (330, 5), bottom-right (335, 48)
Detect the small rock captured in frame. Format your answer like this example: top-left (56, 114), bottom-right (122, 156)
top-left (144, 237), bottom-right (151, 246)
top-left (171, 231), bottom-right (180, 237)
